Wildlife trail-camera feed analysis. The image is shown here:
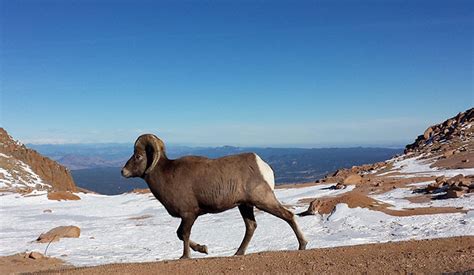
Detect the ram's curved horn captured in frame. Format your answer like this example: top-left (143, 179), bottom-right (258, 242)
top-left (134, 134), bottom-right (164, 175)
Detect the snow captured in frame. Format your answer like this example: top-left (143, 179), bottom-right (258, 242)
top-left (380, 155), bottom-right (474, 178)
top-left (0, 184), bottom-right (473, 267)
top-left (0, 153), bottom-right (50, 190)
top-left (0, 153), bottom-right (11, 158)
top-left (370, 187), bottom-right (474, 210)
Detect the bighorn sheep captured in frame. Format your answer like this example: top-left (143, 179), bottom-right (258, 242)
top-left (121, 134), bottom-right (307, 259)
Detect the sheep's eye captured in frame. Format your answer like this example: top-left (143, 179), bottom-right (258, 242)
top-left (136, 155), bottom-right (142, 160)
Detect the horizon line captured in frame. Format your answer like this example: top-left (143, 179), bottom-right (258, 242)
top-left (26, 142), bottom-right (406, 150)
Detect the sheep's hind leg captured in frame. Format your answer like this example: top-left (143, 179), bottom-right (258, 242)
top-left (235, 204), bottom-right (257, 255)
top-left (190, 240), bottom-right (208, 254)
top-left (254, 195), bottom-right (308, 250)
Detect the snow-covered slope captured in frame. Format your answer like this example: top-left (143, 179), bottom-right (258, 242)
top-left (1, 184), bottom-right (472, 267)
top-left (0, 128), bottom-right (77, 192)
top-left (0, 153), bottom-right (50, 191)
top-left (379, 154), bottom-right (474, 178)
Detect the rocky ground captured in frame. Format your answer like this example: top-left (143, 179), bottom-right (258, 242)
top-left (2, 236), bottom-right (471, 274)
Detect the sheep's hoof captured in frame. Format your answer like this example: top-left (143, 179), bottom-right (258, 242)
top-left (199, 245), bottom-right (208, 254)
top-left (234, 250), bottom-right (245, 256)
top-left (299, 240), bottom-right (308, 250)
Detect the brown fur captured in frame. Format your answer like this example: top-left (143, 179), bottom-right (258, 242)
top-left (122, 134), bottom-right (307, 259)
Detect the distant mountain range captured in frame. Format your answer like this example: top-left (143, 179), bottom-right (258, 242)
top-left (30, 144), bottom-right (402, 195)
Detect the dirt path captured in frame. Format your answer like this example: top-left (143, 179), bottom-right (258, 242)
top-left (33, 236), bottom-right (473, 274)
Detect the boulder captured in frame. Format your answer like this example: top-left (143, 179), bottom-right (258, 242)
top-left (423, 127), bottom-right (434, 139)
top-left (447, 174), bottom-right (466, 185)
top-left (334, 183), bottom-right (346, 189)
top-left (37, 225), bottom-right (80, 243)
top-left (443, 150), bottom-right (456, 158)
top-left (435, 176), bottom-right (446, 185)
top-left (307, 199), bottom-right (323, 214)
top-left (425, 182), bottom-right (441, 193)
top-left (446, 119), bottom-right (455, 127)
top-left (297, 199), bottom-right (323, 216)
top-left (343, 174), bottom-right (362, 184)
top-left (446, 189), bottom-right (464, 199)
top-left (27, 251), bottom-right (44, 260)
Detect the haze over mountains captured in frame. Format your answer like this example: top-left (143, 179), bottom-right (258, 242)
top-left (30, 143), bottom-right (401, 194)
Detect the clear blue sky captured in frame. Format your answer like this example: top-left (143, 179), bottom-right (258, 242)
top-left (1, 0), bottom-right (473, 147)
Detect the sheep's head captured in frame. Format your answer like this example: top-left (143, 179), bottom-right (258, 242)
top-left (121, 134), bottom-right (165, 178)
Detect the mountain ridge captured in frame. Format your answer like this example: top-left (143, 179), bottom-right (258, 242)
top-left (0, 128), bottom-right (77, 192)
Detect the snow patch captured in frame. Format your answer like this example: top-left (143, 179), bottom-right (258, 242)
top-left (0, 184), bottom-right (472, 266)
top-left (0, 154), bottom-right (49, 190)
top-left (381, 155), bottom-right (474, 178)
top-left (371, 187), bottom-right (474, 210)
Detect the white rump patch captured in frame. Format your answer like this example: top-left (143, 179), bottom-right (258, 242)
top-left (254, 153), bottom-right (275, 190)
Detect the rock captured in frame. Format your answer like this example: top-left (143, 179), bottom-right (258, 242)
top-left (335, 183), bottom-right (346, 189)
top-left (447, 175), bottom-right (472, 187)
top-left (423, 127), bottom-right (434, 139)
top-left (307, 199), bottom-right (323, 214)
top-left (27, 251), bottom-right (44, 260)
top-left (447, 174), bottom-right (465, 184)
top-left (459, 179), bottom-right (473, 188)
top-left (297, 199), bottom-right (323, 216)
top-left (450, 184), bottom-right (465, 191)
top-left (43, 209), bottom-right (52, 213)
top-left (459, 186), bottom-right (469, 191)
top-left (425, 182), bottom-right (441, 193)
top-left (47, 191), bottom-right (80, 201)
top-left (443, 150), bottom-right (456, 158)
top-left (446, 189), bottom-right (464, 198)
top-left (435, 176), bottom-right (446, 185)
top-left (37, 225), bottom-right (81, 243)
top-left (446, 119), bottom-right (455, 127)
top-left (344, 174), bottom-right (362, 184)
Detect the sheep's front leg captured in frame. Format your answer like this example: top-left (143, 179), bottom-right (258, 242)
top-left (177, 215), bottom-right (197, 259)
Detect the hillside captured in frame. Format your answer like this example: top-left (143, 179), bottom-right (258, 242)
top-left (319, 107), bottom-right (474, 185)
top-left (0, 109), bottom-right (473, 274)
top-left (0, 128), bottom-right (77, 192)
